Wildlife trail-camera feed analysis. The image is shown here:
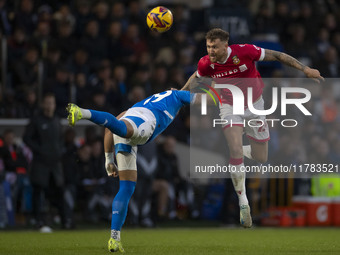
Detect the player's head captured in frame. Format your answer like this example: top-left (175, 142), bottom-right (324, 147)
top-left (205, 28), bottom-right (229, 63)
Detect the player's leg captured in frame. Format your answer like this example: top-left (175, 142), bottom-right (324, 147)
top-left (108, 110), bottom-right (155, 252)
top-left (245, 140), bottom-right (268, 163)
top-left (243, 98), bottom-right (270, 163)
top-left (109, 166), bottom-right (137, 253)
top-left (223, 125), bottom-right (252, 228)
top-left (66, 103), bottom-right (134, 138)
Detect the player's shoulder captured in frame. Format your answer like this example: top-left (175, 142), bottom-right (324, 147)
top-left (198, 55), bottom-right (211, 66)
top-left (231, 44), bottom-right (261, 52)
top-left (197, 55), bottom-right (213, 76)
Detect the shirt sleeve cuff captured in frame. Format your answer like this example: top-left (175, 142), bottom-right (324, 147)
top-left (259, 48), bottom-right (265, 61)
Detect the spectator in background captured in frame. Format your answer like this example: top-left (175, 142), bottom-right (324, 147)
top-left (121, 23), bottom-right (148, 64)
top-left (84, 126), bottom-right (98, 146)
top-left (89, 88), bottom-right (113, 114)
top-left (76, 144), bottom-right (92, 221)
top-left (30, 21), bottom-right (51, 58)
top-left (284, 24), bottom-right (316, 63)
top-left (0, 89), bottom-right (19, 118)
top-left (43, 46), bottom-right (61, 80)
top-left (74, 72), bottom-right (92, 107)
top-left (89, 138), bottom-right (111, 221)
top-left (62, 128), bottom-right (78, 229)
top-left (37, 4), bottom-right (53, 23)
top-left (93, 1), bottom-right (110, 36)
top-left (54, 21), bottom-right (76, 62)
top-left (316, 27), bottom-right (331, 56)
top-left (14, 0), bottom-right (37, 35)
top-left (331, 31), bottom-right (340, 56)
top-left (129, 141), bottom-right (158, 227)
top-left (17, 88), bottom-right (39, 118)
top-left (253, 2), bottom-right (277, 35)
top-left (69, 48), bottom-right (90, 77)
top-left (107, 21), bottom-right (128, 64)
top-left (153, 136), bottom-right (186, 220)
top-left (297, 2), bottom-right (318, 41)
top-left (53, 4), bottom-right (75, 31)
top-left (80, 20), bottom-right (107, 68)
top-left (155, 47), bottom-right (176, 68)
top-left (1, 129), bottom-right (31, 224)
top-left (317, 46), bottom-right (340, 78)
top-left (23, 93), bottom-right (65, 232)
top-left (110, 1), bottom-right (128, 31)
top-left (315, 86), bottom-right (338, 124)
top-left (124, 85), bottom-right (146, 109)
top-left (44, 65), bottom-right (71, 117)
top-left (130, 67), bottom-right (152, 96)
top-left (0, 0), bottom-right (12, 35)
top-left (323, 13), bottom-right (338, 35)
top-left (73, 0), bottom-right (93, 37)
top-left (112, 65), bottom-right (129, 97)
top-left (12, 46), bottom-right (39, 91)
top-left (7, 27), bottom-right (28, 66)
top-left (150, 65), bottom-right (168, 93)
top-left (89, 60), bottom-right (112, 89)
top-left (273, 1), bottom-right (290, 43)
top-left (127, 0), bottom-right (146, 31)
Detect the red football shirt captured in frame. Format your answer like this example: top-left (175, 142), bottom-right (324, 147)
top-left (197, 44), bottom-right (265, 106)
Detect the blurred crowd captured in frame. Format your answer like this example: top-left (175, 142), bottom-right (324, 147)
top-left (0, 0), bottom-right (340, 229)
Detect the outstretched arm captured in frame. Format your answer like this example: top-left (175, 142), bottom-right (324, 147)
top-left (181, 72), bottom-right (214, 91)
top-left (181, 72), bottom-right (198, 91)
top-left (263, 49), bottom-right (324, 83)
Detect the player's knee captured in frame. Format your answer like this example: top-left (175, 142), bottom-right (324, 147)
top-left (229, 146), bottom-right (244, 158)
top-left (254, 154), bottom-right (267, 164)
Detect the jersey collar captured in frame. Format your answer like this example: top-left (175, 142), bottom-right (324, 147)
top-left (217, 47), bottom-right (231, 64)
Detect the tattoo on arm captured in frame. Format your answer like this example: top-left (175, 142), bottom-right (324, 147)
top-left (264, 49), bottom-right (306, 72)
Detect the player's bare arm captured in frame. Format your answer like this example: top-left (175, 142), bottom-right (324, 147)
top-left (104, 128), bottom-right (118, 177)
top-left (181, 72), bottom-right (198, 91)
top-left (263, 49), bottom-right (324, 83)
top-left (181, 72), bottom-right (214, 91)
top-left (103, 110), bottom-right (127, 177)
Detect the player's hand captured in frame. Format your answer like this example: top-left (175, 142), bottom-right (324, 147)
top-left (106, 163), bottom-right (119, 177)
top-left (304, 67), bottom-right (325, 83)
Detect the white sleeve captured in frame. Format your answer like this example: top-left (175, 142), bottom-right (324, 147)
top-left (258, 48), bottom-right (265, 61)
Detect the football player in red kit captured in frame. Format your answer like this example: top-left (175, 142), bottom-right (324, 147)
top-left (182, 28), bottom-right (324, 228)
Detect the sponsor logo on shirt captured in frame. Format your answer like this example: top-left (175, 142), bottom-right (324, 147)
top-left (239, 64), bottom-right (248, 72)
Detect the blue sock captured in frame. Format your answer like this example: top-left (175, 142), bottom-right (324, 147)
top-left (89, 110), bottom-right (127, 137)
top-left (111, 180), bottom-right (136, 232)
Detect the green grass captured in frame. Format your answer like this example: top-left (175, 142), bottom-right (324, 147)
top-left (0, 227), bottom-right (339, 255)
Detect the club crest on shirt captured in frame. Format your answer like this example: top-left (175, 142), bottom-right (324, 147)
top-left (232, 55), bottom-right (240, 65)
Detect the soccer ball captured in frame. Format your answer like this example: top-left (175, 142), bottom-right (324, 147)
top-left (146, 6), bottom-right (173, 33)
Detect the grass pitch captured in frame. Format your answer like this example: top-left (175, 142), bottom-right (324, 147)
top-left (0, 227), bottom-right (339, 255)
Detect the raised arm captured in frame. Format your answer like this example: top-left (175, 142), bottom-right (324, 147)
top-left (181, 72), bottom-right (198, 91)
top-left (181, 72), bottom-right (214, 91)
top-left (263, 49), bottom-right (324, 83)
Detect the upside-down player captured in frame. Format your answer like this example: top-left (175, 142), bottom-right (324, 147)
top-left (67, 89), bottom-right (195, 252)
top-left (181, 28), bottom-right (324, 228)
